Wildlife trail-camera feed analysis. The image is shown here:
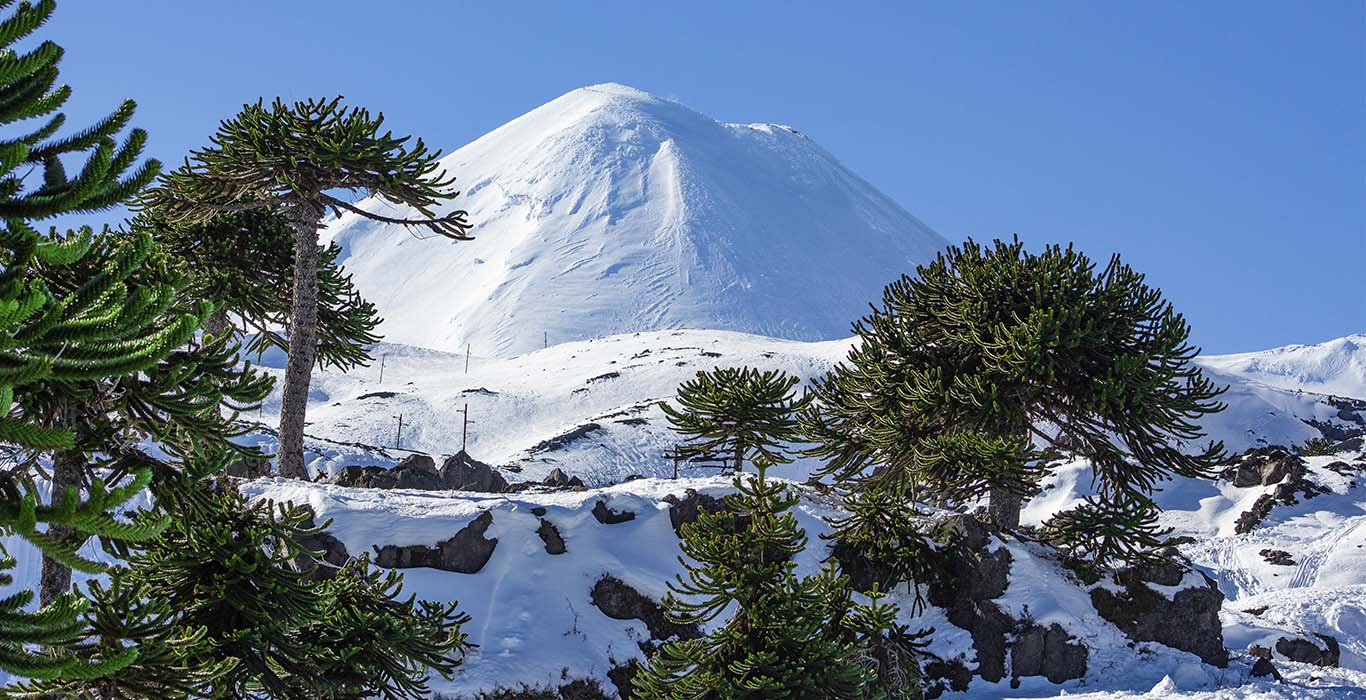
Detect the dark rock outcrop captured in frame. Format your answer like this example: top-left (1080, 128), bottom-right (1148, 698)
top-left (926, 514), bottom-right (1017, 683)
top-left (1089, 565), bottom-right (1227, 666)
top-left (224, 456), bottom-right (271, 478)
top-left (923, 659), bottom-right (973, 699)
top-left (1250, 656), bottom-right (1282, 680)
top-left (372, 511), bottom-right (497, 573)
top-left (1222, 446), bottom-right (1301, 488)
top-left (1276, 633), bottom-right (1340, 667)
top-left (590, 575), bottom-right (698, 646)
top-left (440, 451), bottom-right (511, 492)
top-left (1260, 549), bottom-right (1296, 566)
top-left (1234, 461), bottom-right (1330, 534)
top-left (537, 518), bottom-right (566, 555)
top-left (591, 500), bottom-right (636, 525)
top-left (662, 489), bottom-right (727, 536)
top-left (1010, 623), bottom-right (1088, 684)
top-left (288, 506), bottom-right (351, 582)
top-left (542, 468), bottom-right (585, 489)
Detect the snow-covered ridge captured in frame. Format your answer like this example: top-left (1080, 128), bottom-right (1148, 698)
top-left (1198, 334), bottom-right (1366, 401)
top-left (249, 330), bottom-right (1366, 486)
top-left (323, 83), bottom-right (946, 357)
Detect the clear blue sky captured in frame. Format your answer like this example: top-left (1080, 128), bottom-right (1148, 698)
top-left (45, 1), bottom-right (1364, 353)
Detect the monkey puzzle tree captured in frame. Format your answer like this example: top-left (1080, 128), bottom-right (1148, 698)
top-left (660, 366), bottom-right (811, 473)
top-left (133, 206), bottom-right (382, 372)
top-left (805, 237), bottom-right (1226, 562)
top-left (145, 97), bottom-right (473, 478)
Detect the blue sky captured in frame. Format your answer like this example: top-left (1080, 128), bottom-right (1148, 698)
top-left (46, 1), bottom-right (1363, 353)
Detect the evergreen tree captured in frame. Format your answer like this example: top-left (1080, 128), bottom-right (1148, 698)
top-left (660, 366), bottom-right (811, 473)
top-left (633, 459), bottom-right (871, 700)
top-left (292, 561), bottom-right (471, 700)
top-left (841, 587), bottom-right (929, 700)
top-left (144, 97), bottom-right (474, 479)
top-left (805, 237), bottom-right (1227, 563)
top-left (134, 206), bottom-right (382, 372)
top-left (0, 0), bottom-right (188, 681)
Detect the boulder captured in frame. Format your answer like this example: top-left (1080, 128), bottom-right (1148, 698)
top-left (662, 489), bottom-right (727, 536)
top-left (1222, 446), bottom-right (1302, 488)
top-left (1089, 566), bottom-right (1227, 667)
top-left (543, 468), bottom-right (585, 489)
top-left (927, 513), bottom-right (1016, 682)
top-left (372, 511), bottom-right (497, 573)
top-left (590, 575), bottom-right (698, 646)
top-left (287, 506), bottom-right (351, 582)
top-left (329, 454), bottom-right (443, 490)
top-left (1260, 549), bottom-right (1296, 566)
top-left (1275, 633), bottom-right (1340, 667)
top-left (537, 518), bottom-right (566, 555)
top-left (224, 456), bottom-right (271, 478)
top-left (923, 659), bottom-right (973, 699)
top-left (440, 451), bottom-right (510, 492)
top-left (591, 500), bottom-right (636, 525)
top-left (1250, 656), bottom-right (1282, 681)
top-left (1010, 623), bottom-right (1088, 684)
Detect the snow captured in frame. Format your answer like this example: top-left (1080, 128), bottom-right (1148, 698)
top-left (321, 83), bottom-right (946, 357)
top-left (1198, 334), bottom-right (1366, 401)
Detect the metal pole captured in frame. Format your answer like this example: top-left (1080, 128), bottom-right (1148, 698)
top-left (461, 403), bottom-right (469, 452)
top-left (395, 413), bottom-right (403, 449)
top-left (543, 331), bottom-right (547, 349)
top-left (465, 344), bottom-right (470, 374)
top-left (379, 354), bottom-right (386, 383)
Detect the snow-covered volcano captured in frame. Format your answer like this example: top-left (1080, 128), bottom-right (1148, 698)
top-left (325, 83), bottom-right (946, 356)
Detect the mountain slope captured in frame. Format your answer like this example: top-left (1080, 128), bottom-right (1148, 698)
top-left (245, 331), bottom-right (1366, 486)
top-left (1198, 334), bottom-right (1366, 400)
top-left (324, 83), bottom-right (946, 356)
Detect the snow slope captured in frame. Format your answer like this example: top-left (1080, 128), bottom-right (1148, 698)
top-left (1199, 334), bottom-right (1366, 401)
top-left (322, 83), bottom-right (946, 356)
top-left (248, 331), bottom-right (1366, 486)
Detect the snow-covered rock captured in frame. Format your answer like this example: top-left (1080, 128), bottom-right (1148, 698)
top-left (322, 83), bottom-right (946, 357)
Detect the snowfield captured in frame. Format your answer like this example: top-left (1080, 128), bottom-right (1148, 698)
top-left (321, 83), bottom-right (946, 357)
top-left (227, 330), bottom-right (1366, 698)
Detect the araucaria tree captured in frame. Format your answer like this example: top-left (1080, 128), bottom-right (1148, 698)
top-left (134, 206), bottom-right (382, 371)
top-left (639, 367), bottom-right (922, 699)
top-left (805, 237), bottom-right (1226, 563)
top-left (145, 97), bottom-right (474, 478)
top-left (661, 366), bottom-right (811, 473)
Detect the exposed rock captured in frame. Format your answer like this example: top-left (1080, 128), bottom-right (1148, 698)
top-left (1089, 566), bottom-right (1227, 667)
top-left (589, 575), bottom-right (698, 646)
top-left (606, 662), bottom-right (639, 700)
top-left (591, 500), bottom-right (636, 525)
top-left (1222, 446), bottom-right (1302, 488)
top-left (1010, 623), bottom-right (1088, 684)
top-left (440, 451), bottom-right (511, 492)
top-left (372, 511), bottom-right (497, 573)
top-left (927, 513), bottom-right (1016, 682)
top-left (1260, 549), bottom-right (1296, 566)
top-left (1251, 656), bottom-right (1283, 681)
top-left (224, 456), bottom-right (271, 478)
top-left (288, 506), bottom-right (351, 582)
top-left (330, 453), bottom-right (446, 490)
top-left (529, 423), bottom-right (604, 454)
top-left (1276, 633), bottom-right (1340, 667)
top-left (543, 468), bottom-right (584, 489)
top-left (662, 489), bottom-right (727, 536)
top-left (537, 519), bottom-right (566, 555)
top-left (923, 659), bottom-right (972, 699)
top-left (1234, 464), bottom-right (1330, 534)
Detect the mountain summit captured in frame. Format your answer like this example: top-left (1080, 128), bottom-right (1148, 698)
top-left (326, 83), bottom-right (947, 356)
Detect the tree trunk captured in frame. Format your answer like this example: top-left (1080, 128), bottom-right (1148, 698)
top-left (201, 305), bottom-right (232, 341)
top-left (277, 202), bottom-right (323, 480)
top-left (39, 447), bottom-right (82, 607)
top-left (987, 486), bottom-right (1021, 531)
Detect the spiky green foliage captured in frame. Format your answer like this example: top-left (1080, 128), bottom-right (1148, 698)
top-left (1298, 436), bottom-right (1337, 457)
top-left (10, 570), bottom-right (239, 700)
top-left (141, 95), bottom-right (473, 480)
top-left (824, 483), bottom-right (936, 609)
top-left (33, 481), bottom-right (470, 700)
top-left (0, 0), bottom-right (170, 681)
top-left (660, 366), bottom-right (811, 473)
top-left (134, 206), bottom-right (381, 371)
top-left (633, 461), bottom-right (872, 700)
top-left (293, 561), bottom-right (471, 700)
top-left (805, 237), bottom-right (1227, 563)
top-left (143, 96), bottom-right (471, 239)
top-left (841, 587), bottom-right (930, 700)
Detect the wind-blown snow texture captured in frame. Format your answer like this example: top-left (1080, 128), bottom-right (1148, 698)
top-left (323, 83), bottom-right (946, 356)
top-left (1200, 334), bottom-right (1366, 401)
